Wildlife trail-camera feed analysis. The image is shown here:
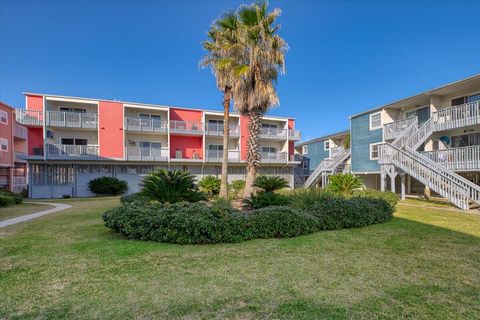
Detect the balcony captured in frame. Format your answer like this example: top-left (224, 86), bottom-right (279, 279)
top-left (383, 117), bottom-right (417, 140)
top-left (433, 101), bottom-right (480, 131)
top-left (421, 145), bottom-right (480, 171)
top-left (14, 151), bottom-right (27, 162)
top-left (205, 150), bottom-right (241, 162)
top-left (45, 144), bottom-right (99, 159)
top-left (46, 111), bottom-right (98, 129)
top-left (125, 147), bottom-right (169, 161)
top-left (14, 124), bottom-right (28, 140)
top-left (260, 151), bottom-right (288, 163)
top-left (125, 117), bottom-right (168, 134)
top-left (260, 128), bottom-right (287, 140)
top-left (170, 120), bottom-right (203, 135)
top-left (205, 123), bottom-right (240, 137)
top-left (330, 146), bottom-right (345, 158)
top-left (288, 129), bottom-right (301, 141)
top-left (16, 109), bottom-right (43, 127)
top-left (12, 176), bottom-right (27, 193)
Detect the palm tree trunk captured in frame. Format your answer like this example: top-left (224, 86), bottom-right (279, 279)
top-left (243, 110), bottom-right (262, 197)
top-left (219, 86), bottom-right (231, 198)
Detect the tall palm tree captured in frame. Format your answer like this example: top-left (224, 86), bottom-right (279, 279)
top-left (231, 1), bottom-right (288, 197)
top-left (201, 12), bottom-right (243, 198)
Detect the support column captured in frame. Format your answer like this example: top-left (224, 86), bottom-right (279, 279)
top-left (407, 174), bottom-right (412, 194)
top-left (380, 166), bottom-right (386, 192)
top-left (400, 172), bottom-right (406, 200)
top-left (389, 165), bottom-right (396, 193)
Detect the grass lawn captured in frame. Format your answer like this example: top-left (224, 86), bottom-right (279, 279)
top-left (0, 203), bottom-right (54, 222)
top-left (0, 197), bottom-right (479, 319)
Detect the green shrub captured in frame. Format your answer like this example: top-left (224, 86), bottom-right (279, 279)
top-left (120, 192), bottom-right (149, 205)
top-left (0, 194), bottom-right (15, 207)
top-left (141, 169), bottom-right (206, 203)
top-left (0, 190), bottom-right (23, 205)
top-left (243, 191), bottom-right (290, 209)
top-left (198, 176), bottom-right (221, 197)
top-left (245, 206), bottom-right (318, 238)
top-left (228, 180), bottom-right (245, 199)
top-left (352, 189), bottom-right (399, 209)
top-left (103, 202), bottom-right (246, 244)
top-left (88, 177), bottom-right (128, 195)
top-left (254, 175), bottom-right (289, 192)
top-left (288, 188), bottom-right (336, 210)
top-left (327, 173), bottom-right (363, 197)
top-left (307, 197), bottom-right (394, 230)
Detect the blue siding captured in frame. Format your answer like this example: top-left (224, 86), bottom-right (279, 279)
top-left (304, 140), bottom-right (330, 174)
top-left (351, 113), bottom-right (383, 172)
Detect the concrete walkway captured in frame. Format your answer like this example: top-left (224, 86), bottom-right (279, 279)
top-left (0, 202), bottom-right (72, 228)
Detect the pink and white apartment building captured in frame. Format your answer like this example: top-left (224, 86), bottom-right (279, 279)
top-left (14, 93), bottom-right (301, 198)
top-left (0, 102), bottom-right (28, 193)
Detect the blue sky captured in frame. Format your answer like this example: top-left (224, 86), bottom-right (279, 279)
top-left (1, 0), bottom-right (479, 141)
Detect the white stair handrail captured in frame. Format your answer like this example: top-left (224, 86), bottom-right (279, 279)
top-left (304, 148), bottom-right (350, 187)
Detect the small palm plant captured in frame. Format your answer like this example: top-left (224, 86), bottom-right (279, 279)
top-left (253, 175), bottom-right (289, 193)
top-left (141, 169), bottom-right (206, 203)
top-left (328, 173), bottom-right (364, 197)
top-left (198, 175), bottom-right (221, 198)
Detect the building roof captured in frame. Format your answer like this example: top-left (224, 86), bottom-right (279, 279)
top-left (295, 130), bottom-right (349, 147)
top-left (348, 73), bottom-right (480, 119)
top-left (21, 92), bottom-right (295, 120)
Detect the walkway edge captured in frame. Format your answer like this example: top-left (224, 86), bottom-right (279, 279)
top-left (0, 202), bottom-right (72, 228)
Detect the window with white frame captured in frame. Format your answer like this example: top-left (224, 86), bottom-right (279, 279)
top-left (60, 107), bottom-right (87, 113)
top-left (261, 146), bottom-right (277, 153)
top-left (0, 138), bottom-right (8, 152)
top-left (302, 145), bottom-right (308, 154)
top-left (0, 110), bottom-right (7, 125)
top-left (370, 143), bottom-right (381, 160)
top-left (369, 112), bottom-right (382, 130)
top-left (61, 138), bottom-right (88, 145)
top-left (324, 140), bottom-right (330, 150)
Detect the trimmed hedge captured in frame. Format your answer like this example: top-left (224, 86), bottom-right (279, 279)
top-left (0, 190), bottom-right (23, 208)
top-left (88, 177), bottom-right (128, 196)
top-left (103, 190), bottom-right (396, 244)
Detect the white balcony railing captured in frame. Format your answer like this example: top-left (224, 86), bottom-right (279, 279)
top-left (125, 118), bottom-right (168, 133)
top-left (13, 176), bottom-right (27, 187)
top-left (14, 124), bottom-right (28, 140)
top-left (205, 123), bottom-right (240, 137)
top-left (330, 146), bottom-right (345, 158)
top-left (259, 152), bottom-right (288, 163)
top-left (46, 144), bottom-right (99, 159)
top-left (14, 151), bottom-right (27, 162)
top-left (433, 101), bottom-right (480, 131)
top-left (46, 111), bottom-right (98, 129)
top-left (421, 145), bottom-right (480, 171)
top-left (125, 147), bottom-right (169, 161)
top-left (170, 120), bottom-right (203, 135)
top-left (288, 129), bottom-right (301, 140)
top-left (260, 128), bottom-right (287, 140)
top-left (15, 109), bottom-right (43, 126)
top-left (383, 117), bottom-right (418, 141)
top-left (205, 150), bottom-right (240, 162)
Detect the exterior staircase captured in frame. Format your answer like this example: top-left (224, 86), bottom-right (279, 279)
top-left (304, 147), bottom-right (351, 188)
top-left (380, 101), bottom-right (480, 210)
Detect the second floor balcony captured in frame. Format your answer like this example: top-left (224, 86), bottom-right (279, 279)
top-left (260, 128), bottom-right (287, 140)
top-left (46, 111), bottom-right (98, 129)
top-left (16, 109), bottom-right (43, 127)
top-left (205, 150), bottom-right (241, 162)
top-left (14, 151), bottom-right (27, 162)
top-left (330, 146), bottom-right (346, 158)
top-left (125, 147), bottom-right (169, 161)
top-left (45, 143), bottom-right (99, 159)
top-left (125, 117), bottom-right (168, 133)
top-left (288, 129), bottom-right (301, 140)
top-left (421, 145), bottom-right (480, 171)
top-left (205, 123), bottom-right (240, 137)
top-left (14, 124), bottom-right (28, 140)
top-left (170, 120), bottom-right (203, 135)
top-left (433, 100), bottom-right (480, 131)
top-left (260, 151), bottom-right (288, 163)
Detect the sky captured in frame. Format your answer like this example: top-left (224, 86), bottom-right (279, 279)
top-left (1, 0), bottom-right (479, 142)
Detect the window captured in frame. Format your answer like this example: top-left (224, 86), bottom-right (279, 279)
top-left (370, 143), bottom-right (381, 160)
top-left (61, 138), bottom-right (88, 145)
top-left (369, 112), bottom-right (382, 130)
top-left (451, 96), bottom-right (467, 106)
top-left (468, 93), bottom-right (480, 103)
top-left (261, 123), bottom-right (278, 134)
top-left (261, 146), bottom-right (277, 153)
top-left (302, 145), bottom-right (308, 154)
top-left (324, 140), bottom-right (330, 150)
top-left (208, 144), bottom-right (223, 151)
top-left (0, 138), bottom-right (7, 152)
top-left (208, 119), bottom-right (224, 131)
top-left (302, 160), bottom-right (308, 170)
top-left (0, 110), bottom-right (8, 125)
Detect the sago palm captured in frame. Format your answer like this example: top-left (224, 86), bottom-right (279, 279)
top-left (328, 173), bottom-right (364, 197)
